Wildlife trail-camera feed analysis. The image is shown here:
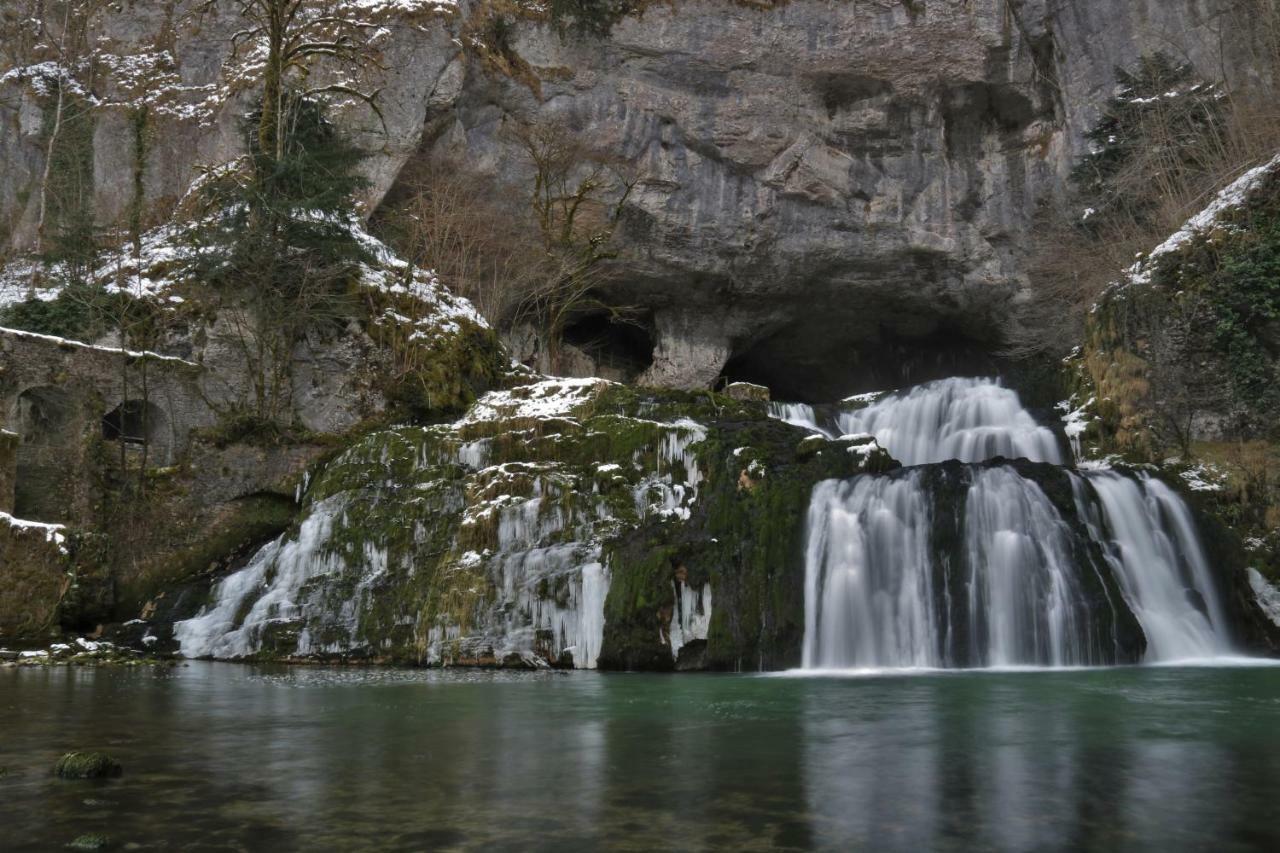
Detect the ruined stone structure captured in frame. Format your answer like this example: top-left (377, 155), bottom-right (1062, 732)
top-left (0, 328), bottom-right (213, 523)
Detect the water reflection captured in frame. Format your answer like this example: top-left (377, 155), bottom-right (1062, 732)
top-left (2, 665), bottom-right (1280, 851)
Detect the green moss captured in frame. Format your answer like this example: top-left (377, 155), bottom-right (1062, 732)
top-left (364, 287), bottom-right (508, 422)
top-left (54, 752), bottom-right (122, 780)
top-left (183, 378), bottom-right (898, 669)
top-left (598, 414), bottom-right (889, 671)
top-left (66, 834), bottom-right (114, 851)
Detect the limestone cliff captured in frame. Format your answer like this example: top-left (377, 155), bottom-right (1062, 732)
top-left (2, 0), bottom-right (1273, 393)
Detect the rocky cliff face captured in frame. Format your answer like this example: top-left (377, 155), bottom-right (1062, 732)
top-left (0, 1), bottom-right (1272, 396)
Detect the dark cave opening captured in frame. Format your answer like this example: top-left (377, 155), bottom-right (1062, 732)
top-left (561, 312), bottom-right (655, 383)
top-left (719, 326), bottom-right (1007, 404)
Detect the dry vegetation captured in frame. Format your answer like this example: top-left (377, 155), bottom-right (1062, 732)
top-left (375, 117), bottom-right (643, 372)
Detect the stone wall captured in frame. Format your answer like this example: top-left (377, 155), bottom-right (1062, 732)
top-left (0, 428), bottom-right (15, 513)
top-left (0, 328), bottom-right (214, 523)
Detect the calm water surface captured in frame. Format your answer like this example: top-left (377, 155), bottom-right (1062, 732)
top-left (2, 663), bottom-right (1280, 851)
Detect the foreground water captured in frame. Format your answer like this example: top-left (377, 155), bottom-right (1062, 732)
top-left (3, 664), bottom-right (1280, 852)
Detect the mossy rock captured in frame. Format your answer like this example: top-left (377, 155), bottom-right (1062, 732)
top-left (54, 752), bottom-right (122, 780)
top-left (66, 834), bottom-right (114, 851)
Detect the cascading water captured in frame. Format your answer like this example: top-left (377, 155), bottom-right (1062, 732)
top-left (795, 377), bottom-right (1236, 670)
top-left (837, 377), bottom-right (1063, 466)
top-left (1081, 472), bottom-right (1231, 660)
top-left (963, 467), bottom-right (1105, 667)
top-left (769, 402), bottom-right (832, 437)
top-left (802, 473), bottom-right (938, 668)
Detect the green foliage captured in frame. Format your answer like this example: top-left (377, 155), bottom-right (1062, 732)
top-left (0, 288), bottom-right (100, 339)
top-left (42, 90), bottom-right (99, 281)
top-left (185, 93), bottom-right (371, 420)
top-left (547, 0), bottom-right (638, 38)
top-left (0, 285), bottom-right (158, 344)
top-left (194, 410), bottom-right (294, 448)
top-left (1208, 207), bottom-right (1280, 420)
top-left (188, 94), bottom-right (371, 290)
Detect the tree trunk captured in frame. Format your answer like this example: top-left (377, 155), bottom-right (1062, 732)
top-left (258, 3), bottom-right (284, 162)
top-left (31, 76), bottom-right (66, 293)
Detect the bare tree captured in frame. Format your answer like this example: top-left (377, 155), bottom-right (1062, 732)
top-left (204, 0), bottom-right (387, 164)
top-left (506, 118), bottom-right (639, 370)
top-left (379, 118), bottom-right (644, 372)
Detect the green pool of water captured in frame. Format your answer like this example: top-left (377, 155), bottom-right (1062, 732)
top-left (2, 663), bottom-right (1280, 851)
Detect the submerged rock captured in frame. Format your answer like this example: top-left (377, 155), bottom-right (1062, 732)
top-left (54, 753), bottom-right (122, 780)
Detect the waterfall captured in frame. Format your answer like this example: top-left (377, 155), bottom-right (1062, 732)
top-left (1083, 472), bottom-right (1231, 660)
top-left (175, 496), bottom-right (353, 659)
top-left (964, 467), bottom-right (1102, 666)
top-left (803, 466), bottom-right (1120, 669)
top-left (836, 377), bottom-right (1063, 466)
top-left (802, 473), bottom-right (938, 669)
top-left (768, 402), bottom-right (832, 437)
top-left (801, 377), bottom-right (1235, 670)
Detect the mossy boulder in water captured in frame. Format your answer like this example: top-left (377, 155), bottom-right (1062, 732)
top-left (54, 752), bottom-right (122, 779)
top-left (66, 834), bottom-right (114, 851)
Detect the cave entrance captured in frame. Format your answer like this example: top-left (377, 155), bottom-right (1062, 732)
top-left (720, 326), bottom-right (1003, 403)
top-left (560, 312), bottom-right (655, 383)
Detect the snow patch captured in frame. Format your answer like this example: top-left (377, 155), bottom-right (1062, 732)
top-left (459, 378), bottom-right (613, 425)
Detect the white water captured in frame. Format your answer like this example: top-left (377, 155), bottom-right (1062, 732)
top-left (836, 377), bottom-right (1063, 466)
top-left (801, 377), bottom-right (1236, 670)
top-left (1084, 471), bottom-right (1231, 660)
top-left (769, 402), bottom-right (832, 437)
top-left (964, 467), bottom-right (1101, 666)
top-left (175, 496), bottom-right (352, 659)
top-left (802, 474), bottom-right (937, 668)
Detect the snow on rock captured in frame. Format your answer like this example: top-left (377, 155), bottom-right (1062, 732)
top-left (347, 220), bottom-right (488, 335)
top-left (1057, 396), bottom-right (1097, 462)
top-left (0, 222), bottom-right (206, 307)
top-left (843, 390), bottom-right (893, 405)
top-left (1125, 154), bottom-right (1280, 289)
top-left (1178, 463), bottom-right (1225, 493)
top-left (0, 213), bottom-right (488, 350)
top-left (0, 511), bottom-right (69, 553)
top-left (0, 325), bottom-right (198, 366)
top-left (458, 378), bottom-right (614, 425)
top-left (340, 0), bottom-right (458, 12)
top-left (0, 258), bottom-right (69, 308)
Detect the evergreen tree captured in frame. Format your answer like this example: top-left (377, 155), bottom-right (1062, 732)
top-left (187, 93), bottom-right (371, 420)
top-left (1072, 53), bottom-right (1225, 229)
